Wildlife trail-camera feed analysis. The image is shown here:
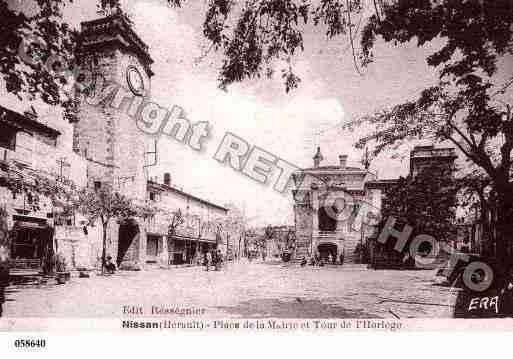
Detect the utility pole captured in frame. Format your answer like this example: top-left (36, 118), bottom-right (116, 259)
top-left (56, 157), bottom-right (71, 181)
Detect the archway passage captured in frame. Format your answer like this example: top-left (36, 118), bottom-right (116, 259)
top-left (317, 243), bottom-right (337, 263)
top-left (117, 221), bottom-right (140, 267)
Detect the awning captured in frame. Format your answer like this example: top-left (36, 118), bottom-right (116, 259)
top-left (14, 221), bottom-right (48, 230)
top-left (170, 235), bottom-right (216, 244)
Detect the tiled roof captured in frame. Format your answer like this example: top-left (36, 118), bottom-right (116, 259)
top-left (147, 180), bottom-right (227, 212)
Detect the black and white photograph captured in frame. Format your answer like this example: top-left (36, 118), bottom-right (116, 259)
top-left (0, 0), bottom-right (512, 342)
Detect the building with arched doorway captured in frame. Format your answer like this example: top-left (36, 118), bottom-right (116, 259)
top-left (292, 145), bottom-right (459, 266)
top-left (292, 148), bottom-right (377, 263)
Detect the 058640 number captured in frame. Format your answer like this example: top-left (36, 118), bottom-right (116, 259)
top-left (14, 339), bottom-right (46, 348)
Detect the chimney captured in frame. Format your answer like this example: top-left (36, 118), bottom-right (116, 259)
top-left (339, 155), bottom-right (348, 168)
top-left (313, 147), bottom-right (324, 168)
top-left (163, 173), bottom-right (171, 186)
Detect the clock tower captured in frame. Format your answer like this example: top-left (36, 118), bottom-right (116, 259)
top-left (75, 13), bottom-right (154, 269)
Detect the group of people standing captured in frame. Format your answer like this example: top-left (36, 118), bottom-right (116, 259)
top-left (300, 252), bottom-right (345, 267)
top-left (203, 249), bottom-right (223, 271)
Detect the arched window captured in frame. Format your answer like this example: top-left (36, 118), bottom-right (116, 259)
top-left (318, 205), bottom-right (337, 231)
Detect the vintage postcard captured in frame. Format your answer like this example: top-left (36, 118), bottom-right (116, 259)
top-left (1, 0), bottom-right (513, 348)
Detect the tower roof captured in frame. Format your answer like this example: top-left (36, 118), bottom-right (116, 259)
top-left (79, 14), bottom-right (154, 77)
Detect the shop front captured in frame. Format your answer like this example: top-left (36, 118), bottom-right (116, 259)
top-left (10, 215), bottom-right (54, 273)
top-left (168, 236), bottom-right (216, 265)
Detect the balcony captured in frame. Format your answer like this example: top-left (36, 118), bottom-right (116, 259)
top-left (0, 146), bottom-right (32, 167)
top-left (312, 230), bottom-right (344, 242)
top-left (411, 147), bottom-right (457, 159)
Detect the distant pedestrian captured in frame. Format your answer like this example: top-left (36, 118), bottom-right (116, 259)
top-left (328, 253), bottom-right (333, 264)
top-left (104, 255), bottom-right (116, 274)
top-left (215, 249), bottom-right (223, 271)
top-left (300, 257), bottom-right (307, 267)
top-left (205, 251), bottom-right (212, 271)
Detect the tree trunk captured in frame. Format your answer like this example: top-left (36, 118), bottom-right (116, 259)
top-left (493, 182), bottom-right (513, 268)
top-left (101, 221), bottom-right (108, 275)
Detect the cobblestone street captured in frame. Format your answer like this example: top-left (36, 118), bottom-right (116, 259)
top-left (3, 261), bottom-right (457, 319)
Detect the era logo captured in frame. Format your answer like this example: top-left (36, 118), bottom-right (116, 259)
top-left (468, 296), bottom-right (499, 314)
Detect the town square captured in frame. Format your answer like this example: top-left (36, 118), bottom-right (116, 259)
top-left (0, 0), bottom-right (512, 328)
top-left (3, 261), bottom-right (455, 319)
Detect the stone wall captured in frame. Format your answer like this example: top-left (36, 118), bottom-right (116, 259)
top-left (294, 204), bottom-right (313, 259)
top-left (54, 226), bottom-right (97, 269)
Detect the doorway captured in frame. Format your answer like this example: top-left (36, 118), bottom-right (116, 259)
top-left (317, 243), bottom-right (338, 263)
top-left (117, 221), bottom-right (140, 267)
top-left (10, 219), bottom-right (52, 272)
top-left (146, 235), bottom-right (160, 263)
top-left (12, 228), bottom-right (42, 259)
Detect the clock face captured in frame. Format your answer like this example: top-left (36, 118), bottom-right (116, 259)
top-left (126, 66), bottom-right (144, 96)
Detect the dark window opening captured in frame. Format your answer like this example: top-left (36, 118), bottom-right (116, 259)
top-left (318, 205), bottom-right (337, 232)
top-left (0, 123), bottom-right (17, 151)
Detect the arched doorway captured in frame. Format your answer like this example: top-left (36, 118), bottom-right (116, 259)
top-left (317, 243), bottom-right (337, 263)
top-left (117, 220), bottom-right (140, 267)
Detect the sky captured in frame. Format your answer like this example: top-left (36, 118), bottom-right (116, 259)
top-left (7, 0), bottom-right (513, 226)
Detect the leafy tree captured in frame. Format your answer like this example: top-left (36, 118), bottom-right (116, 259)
top-left (380, 164), bottom-right (458, 254)
top-left (4, 0), bottom-right (512, 263)
top-left (1, 0), bottom-right (367, 102)
top-left (348, 1), bottom-right (513, 265)
top-left (373, 164), bottom-right (458, 268)
top-left (457, 171), bottom-right (496, 256)
top-left (167, 208), bottom-right (185, 236)
top-left (75, 185), bottom-right (136, 273)
top-left (213, 219), bottom-right (224, 249)
top-left (190, 214), bottom-right (210, 260)
top-left (223, 202), bottom-right (248, 258)
top-left (1, 0), bottom-right (79, 119)
top-left (167, 0), bottom-right (366, 92)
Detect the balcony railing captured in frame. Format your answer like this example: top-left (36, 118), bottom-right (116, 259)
top-left (313, 230), bottom-right (344, 241)
top-left (9, 259), bottom-right (42, 270)
top-left (0, 147), bottom-right (32, 167)
top-left (411, 148), bottom-right (456, 158)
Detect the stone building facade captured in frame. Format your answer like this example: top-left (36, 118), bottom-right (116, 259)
top-left (0, 102), bottom-right (89, 271)
top-left (0, 13), bottom-right (229, 272)
top-left (146, 175), bottom-right (228, 266)
top-left (292, 145), bottom-right (459, 266)
top-left (292, 148), bottom-right (377, 263)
